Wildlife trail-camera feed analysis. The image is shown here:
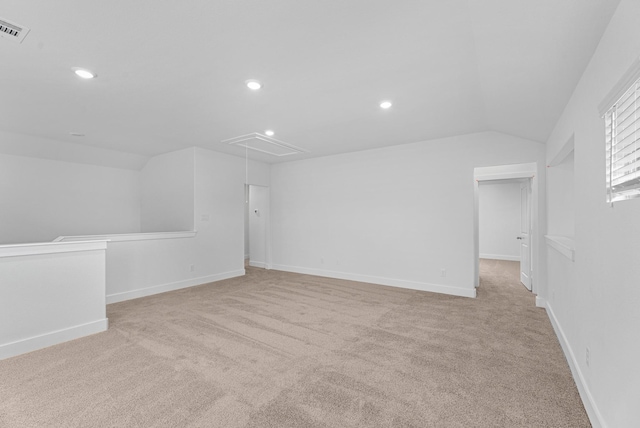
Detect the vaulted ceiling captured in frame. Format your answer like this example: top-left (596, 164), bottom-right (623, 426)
top-left (0, 0), bottom-right (621, 165)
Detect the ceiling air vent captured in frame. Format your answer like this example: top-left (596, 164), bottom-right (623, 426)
top-left (0, 18), bottom-right (30, 43)
top-left (223, 133), bottom-right (307, 157)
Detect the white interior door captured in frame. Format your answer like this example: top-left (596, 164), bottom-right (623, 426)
top-left (249, 185), bottom-right (269, 269)
top-left (519, 180), bottom-right (532, 290)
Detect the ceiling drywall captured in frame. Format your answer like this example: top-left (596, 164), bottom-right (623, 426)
top-left (0, 0), bottom-right (621, 166)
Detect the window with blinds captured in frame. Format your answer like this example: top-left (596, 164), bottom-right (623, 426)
top-left (605, 76), bottom-right (640, 203)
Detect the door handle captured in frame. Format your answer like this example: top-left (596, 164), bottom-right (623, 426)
top-left (516, 237), bottom-right (523, 240)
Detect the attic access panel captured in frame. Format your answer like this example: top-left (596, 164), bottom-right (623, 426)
top-left (223, 133), bottom-right (307, 157)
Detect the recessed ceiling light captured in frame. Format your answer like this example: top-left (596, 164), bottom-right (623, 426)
top-left (73, 68), bottom-right (96, 79)
top-left (265, 130), bottom-right (275, 136)
top-left (246, 79), bottom-right (262, 90)
top-left (380, 101), bottom-right (392, 109)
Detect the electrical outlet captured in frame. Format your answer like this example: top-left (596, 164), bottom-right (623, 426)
top-left (441, 269), bottom-right (446, 277)
top-left (190, 264), bottom-right (195, 272)
top-left (586, 347), bottom-right (590, 367)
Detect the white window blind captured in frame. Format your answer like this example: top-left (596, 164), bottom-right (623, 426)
top-left (605, 76), bottom-right (640, 203)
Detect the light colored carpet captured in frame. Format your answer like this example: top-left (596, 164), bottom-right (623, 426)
top-left (0, 260), bottom-right (589, 427)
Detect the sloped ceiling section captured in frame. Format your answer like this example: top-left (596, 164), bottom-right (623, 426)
top-left (0, 0), bottom-right (621, 165)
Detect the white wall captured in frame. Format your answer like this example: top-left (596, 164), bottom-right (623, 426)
top-left (102, 148), bottom-right (271, 302)
top-left (105, 233), bottom-right (209, 303)
top-left (479, 181), bottom-right (521, 261)
top-left (543, 0), bottom-right (640, 426)
top-left (0, 153), bottom-right (141, 245)
top-left (65, 148), bottom-right (270, 303)
top-left (140, 148), bottom-right (195, 232)
top-left (192, 147), bottom-right (246, 277)
top-left (0, 241), bottom-right (108, 360)
top-left (270, 131), bottom-right (544, 298)
top-left (8, 146), bottom-right (270, 305)
top-left (547, 152), bottom-right (575, 237)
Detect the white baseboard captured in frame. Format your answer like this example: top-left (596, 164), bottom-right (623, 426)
top-left (535, 296), bottom-right (546, 308)
top-left (480, 253), bottom-right (520, 262)
top-left (544, 302), bottom-right (605, 428)
top-left (249, 260), bottom-right (267, 268)
top-left (106, 269), bottom-right (245, 304)
top-left (0, 318), bottom-right (108, 361)
top-left (270, 264), bottom-right (476, 298)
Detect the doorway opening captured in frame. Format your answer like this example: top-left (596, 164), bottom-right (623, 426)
top-left (244, 184), bottom-right (271, 269)
top-left (473, 163), bottom-right (537, 294)
top-left (477, 178), bottom-right (532, 290)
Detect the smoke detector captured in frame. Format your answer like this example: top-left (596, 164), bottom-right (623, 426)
top-left (0, 17), bottom-right (30, 43)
